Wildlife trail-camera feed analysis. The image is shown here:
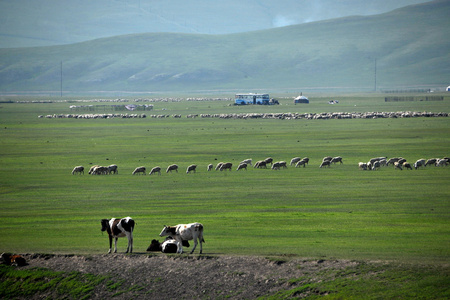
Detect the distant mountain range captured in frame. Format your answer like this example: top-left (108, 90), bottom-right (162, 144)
top-left (0, 0), bottom-right (448, 94)
top-left (0, 0), bottom-right (428, 48)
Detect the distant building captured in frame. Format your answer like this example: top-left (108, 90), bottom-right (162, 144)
top-left (294, 95), bottom-right (309, 104)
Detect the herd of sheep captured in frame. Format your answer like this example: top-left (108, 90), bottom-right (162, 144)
top-left (42, 110), bottom-right (448, 120)
top-left (358, 157), bottom-right (449, 171)
top-left (71, 156), bottom-right (448, 176)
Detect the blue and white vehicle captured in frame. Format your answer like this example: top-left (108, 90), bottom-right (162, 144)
top-left (235, 93), bottom-right (270, 105)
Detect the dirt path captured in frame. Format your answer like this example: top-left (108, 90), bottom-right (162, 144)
top-left (20, 253), bottom-right (358, 299)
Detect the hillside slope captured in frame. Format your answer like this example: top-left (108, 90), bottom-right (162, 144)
top-left (0, 0), bottom-right (428, 48)
top-left (0, 0), bottom-right (448, 93)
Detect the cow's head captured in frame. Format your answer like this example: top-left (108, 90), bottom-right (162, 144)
top-left (100, 219), bottom-right (110, 232)
top-left (159, 225), bottom-right (176, 237)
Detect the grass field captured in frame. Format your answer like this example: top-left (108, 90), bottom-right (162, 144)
top-left (0, 94), bottom-right (449, 264)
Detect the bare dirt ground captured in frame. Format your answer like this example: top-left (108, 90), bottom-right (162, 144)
top-left (20, 253), bottom-right (359, 299)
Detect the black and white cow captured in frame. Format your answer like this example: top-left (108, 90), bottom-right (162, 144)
top-left (159, 222), bottom-right (204, 254)
top-left (101, 217), bottom-right (135, 253)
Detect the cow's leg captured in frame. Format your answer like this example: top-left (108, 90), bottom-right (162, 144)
top-left (125, 232), bottom-right (133, 253)
top-left (175, 237), bottom-right (183, 253)
top-left (108, 235), bottom-right (113, 253)
top-left (199, 238), bottom-right (203, 254)
top-left (114, 237), bottom-right (118, 253)
top-left (190, 238), bottom-right (198, 254)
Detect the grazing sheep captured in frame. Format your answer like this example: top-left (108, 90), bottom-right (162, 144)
top-left (358, 162), bottom-right (368, 170)
top-left (319, 161), bottom-right (331, 168)
top-left (414, 159), bottom-right (426, 170)
top-left (369, 157), bottom-right (387, 165)
top-left (387, 157), bottom-right (402, 166)
top-left (436, 158), bottom-right (448, 167)
top-left (379, 158), bottom-right (387, 166)
top-left (240, 159), bottom-right (252, 166)
top-left (186, 164), bottom-right (197, 174)
top-left (264, 157), bottom-right (273, 166)
top-left (403, 162), bottom-right (413, 170)
top-left (108, 164), bottom-right (118, 174)
top-left (372, 161), bottom-right (381, 170)
top-left (207, 164), bottom-right (213, 171)
top-left (278, 161), bottom-right (287, 168)
top-left (322, 156), bottom-right (332, 162)
top-left (301, 157), bottom-right (310, 165)
top-left (72, 166), bottom-right (84, 175)
top-left (215, 162), bottom-right (224, 170)
top-left (254, 160), bottom-right (267, 168)
top-left (132, 166), bottom-right (146, 175)
top-left (290, 157), bottom-right (301, 166)
top-left (331, 156), bottom-right (343, 164)
top-left (166, 164), bottom-right (178, 173)
top-left (425, 158), bottom-right (438, 166)
top-left (394, 162), bottom-right (403, 170)
top-left (88, 165), bottom-right (100, 174)
top-left (295, 159), bottom-right (306, 168)
top-left (398, 158), bottom-right (407, 165)
top-left (272, 162), bottom-right (281, 170)
top-left (92, 166), bottom-right (108, 175)
top-left (236, 163), bottom-right (247, 171)
top-left (219, 162), bottom-right (232, 171)
top-left (149, 166), bottom-right (161, 175)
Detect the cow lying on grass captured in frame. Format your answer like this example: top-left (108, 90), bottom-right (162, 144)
top-left (147, 237), bottom-right (191, 253)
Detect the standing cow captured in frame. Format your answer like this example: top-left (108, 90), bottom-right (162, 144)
top-left (101, 217), bottom-right (135, 253)
top-left (159, 222), bottom-right (204, 254)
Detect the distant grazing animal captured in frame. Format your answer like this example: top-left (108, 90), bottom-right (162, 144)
top-left (159, 222), bottom-right (204, 254)
top-left (372, 161), bottom-right (381, 170)
top-left (290, 157), bottom-right (301, 166)
top-left (100, 217), bottom-right (135, 253)
top-left (108, 164), bottom-right (118, 174)
top-left (92, 166), bottom-right (108, 175)
top-left (220, 162), bottom-right (232, 171)
top-left (88, 165), bottom-right (100, 174)
top-left (436, 158), bottom-right (448, 167)
top-left (295, 160), bottom-right (306, 168)
top-left (319, 161), bottom-right (331, 168)
top-left (236, 163), bottom-right (247, 171)
top-left (414, 159), bottom-right (426, 170)
top-left (146, 238), bottom-right (190, 253)
top-left (394, 162), bottom-right (403, 170)
top-left (301, 157), bottom-right (309, 165)
top-left (72, 166), bottom-right (84, 175)
top-left (166, 164), bottom-right (178, 173)
top-left (207, 164), bottom-right (213, 171)
top-left (132, 166), bottom-right (146, 175)
top-left (369, 157), bottom-right (386, 165)
top-left (387, 157), bottom-right (402, 166)
top-left (397, 158), bottom-right (407, 165)
top-left (403, 162), bottom-right (413, 170)
top-left (425, 158), bottom-right (437, 166)
top-left (278, 161), bottom-right (287, 168)
top-left (215, 162), bottom-right (224, 170)
top-left (149, 166), bottom-right (161, 175)
top-left (331, 156), bottom-right (343, 164)
top-left (264, 157), bottom-right (273, 166)
top-left (322, 156), bottom-right (332, 162)
top-left (240, 159), bottom-right (252, 166)
top-left (186, 164), bottom-right (197, 174)
top-left (254, 160), bottom-right (267, 168)
top-left (272, 162), bottom-right (282, 170)
top-left (358, 162), bottom-right (368, 170)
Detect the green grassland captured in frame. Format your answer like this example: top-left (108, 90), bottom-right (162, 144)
top-left (0, 94), bottom-right (449, 298)
top-left (0, 93), bottom-right (449, 263)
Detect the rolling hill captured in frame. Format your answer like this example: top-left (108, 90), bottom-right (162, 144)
top-left (0, 0), bottom-right (428, 48)
top-left (0, 0), bottom-right (449, 94)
